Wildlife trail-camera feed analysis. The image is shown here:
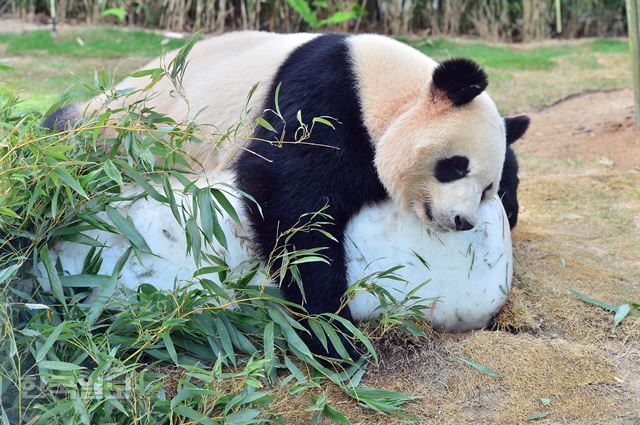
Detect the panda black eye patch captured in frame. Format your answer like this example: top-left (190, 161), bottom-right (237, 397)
top-left (434, 155), bottom-right (470, 183)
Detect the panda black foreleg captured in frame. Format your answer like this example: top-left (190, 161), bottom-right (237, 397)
top-left (273, 227), bottom-right (361, 361)
top-left (499, 146), bottom-right (520, 229)
top-left (501, 115), bottom-right (530, 229)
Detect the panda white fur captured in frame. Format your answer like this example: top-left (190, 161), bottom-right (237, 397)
top-left (46, 32), bottom-right (530, 358)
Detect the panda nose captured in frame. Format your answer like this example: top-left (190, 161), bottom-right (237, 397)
top-left (455, 215), bottom-right (474, 231)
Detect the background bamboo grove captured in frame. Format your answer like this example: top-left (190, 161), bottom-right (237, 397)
top-left (0, 0), bottom-right (631, 40)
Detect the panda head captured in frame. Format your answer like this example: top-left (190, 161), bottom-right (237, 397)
top-left (374, 58), bottom-right (524, 232)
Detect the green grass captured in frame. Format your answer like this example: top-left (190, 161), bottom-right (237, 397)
top-left (590, 38), bottom-right (629, 54)
top-left (413, 38), bottom-right (573, 70)
top-left (0, 27), bottom-right (186, 58)
top-left (0, 27), bottom-right (187, 110)
top-left (0, 56), bottom-right (128, 110)
top-left (412, 37), bottom-right (628, 71)
top-left (406, 37), bottom-right (631, 113)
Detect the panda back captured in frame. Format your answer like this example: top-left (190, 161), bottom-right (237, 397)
top-left (233, 34), bottom-right (389, 260)
top-left (85, 32), bottom-right (318, 170)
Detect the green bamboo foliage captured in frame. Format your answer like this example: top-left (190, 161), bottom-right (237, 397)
top-left (2, 0), bottom-right (629, 39)
top-left (0, 36), bottom-right (428, 423)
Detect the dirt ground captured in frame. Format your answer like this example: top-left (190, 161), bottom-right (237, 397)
top-left (311, 89), bottom-right (640, 425)
top-left (520, 88), bottom-right (640, 171)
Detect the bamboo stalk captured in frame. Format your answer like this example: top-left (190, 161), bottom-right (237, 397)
top-left (555, 0), bottom-right (562, 34)
top-left (195, 0), bottom-right (202, 30)
top-left (50, 0), bottom-right (57, 32)
top-left (255, 0), bottom-right (261, 30)
top-left (627, 0), bottom-right (640, 125)
top-left (16, 0), bottom-right (633, 40)
top-left (240, 0), bottom-right (247, 30)
top-left (353, 0), bottom-right (367, 33)
top-left (217, 0), bottom-right (227, 33)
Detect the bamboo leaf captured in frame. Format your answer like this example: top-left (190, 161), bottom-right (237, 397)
top-left (60, 274), bottom-right (113, 288)
top-left (0, 207), bottom-right (20, 219)
top-left (35, 323), bottom-right (64, 363)
top-left (327, 314), bottom-right (377, 363)
top-left (284, 355), bottom-right (308, 384)
top-left (105, 206), bottom-right (151, 253)
top-left (1, 404), bottom-right (9, 425)
top-left (345, 386), bottom-right (419, 413)
top-left (454, 356), bottom-right (498, 378)
top-left (308, 319), bottom-right (328, 353)
top-left (274, 82), bottom-right (282, 118)
top-left (114, 160), bottom-right (167, 203)
top-left (215, 317), bottom-right (236, 365)
top-left (526, 412), bottom-right (550, 421)
top-left (130, 68), bottom-right (164, 78)
top-left (226, 409), bottom-right (261, 424)
top-left (102, 160), bottom-right (123, 186)
top-left (86, 274), bottom-right (118, 325)
top-left (613, 304), bottom-right (631, 329)
top-left (217, 182), bottom-right (263, 218)
top-left (162, 174), bottom-right (182, 225)
top-left (185, 217), bottom-right (202, 266)
top-left (571, 289), bottom-right (631, 329)
top-left (264, 322), bottom-right (275, 374)
top-left (162, 333), bottom-right (179, 364)
top-left (211, 188), bottom-right (241, 224)
top-left (39, 361), bottom-right (84, 371)
top-left (286, 0), bottom-right (319, 27)
top-left (101, 7), bottom-right (126, 22)
top-left (319, 320), bottom-right (350, 360)
top-left (174, 404), bottom-right (217, 425)
top-left (290, 256), bottom-right (329, 265)
top-left (571, 289), bottom-right (616, 311)
top-left (322, 403), bottom-right (352, 425)
top-left (54, 167), bottom-right (89, 199)
top-left (312, 116), bottom-right (336, 129)
top-left (193, 265), bottom-right (228, 277)
top-left (256, 116), bottom-right (276, 133)
top-left (318, 10), bottom-right (357, 26)
top-left (0, 264), bottom-right (21, 285)
top-left (19, 303), bottom-right (50, 310)
top-left (197, 189), bottom-right (215, 243)
top-left (40, 245), bottom-right (66, 309)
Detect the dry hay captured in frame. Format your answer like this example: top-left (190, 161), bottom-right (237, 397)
top-left (491, 286), bottom-right (539, 333)
top-left (334, 329), bottom-right (627, 425)
top-left (509, 169), bottom-right (640, 344)
top-left (448, 331), bottom-right (625, 424)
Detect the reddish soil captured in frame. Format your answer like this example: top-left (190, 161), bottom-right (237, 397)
top-left (517, 89), bottom-right (640, 170)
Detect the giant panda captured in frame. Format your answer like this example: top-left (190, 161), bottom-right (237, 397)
top-left (45, 32), bottom-right (530, 359)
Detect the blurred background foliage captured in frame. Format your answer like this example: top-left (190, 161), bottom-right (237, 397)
top-left (0, 0), bottom-right (631, 40)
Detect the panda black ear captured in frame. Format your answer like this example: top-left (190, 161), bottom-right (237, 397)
top-left (432, 58), bottom-right (488, 106)
top-left (505, 115), bottom-right (530, 145)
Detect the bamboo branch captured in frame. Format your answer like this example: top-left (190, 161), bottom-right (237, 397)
top-left (627, 0), bottom-right (640, 125)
